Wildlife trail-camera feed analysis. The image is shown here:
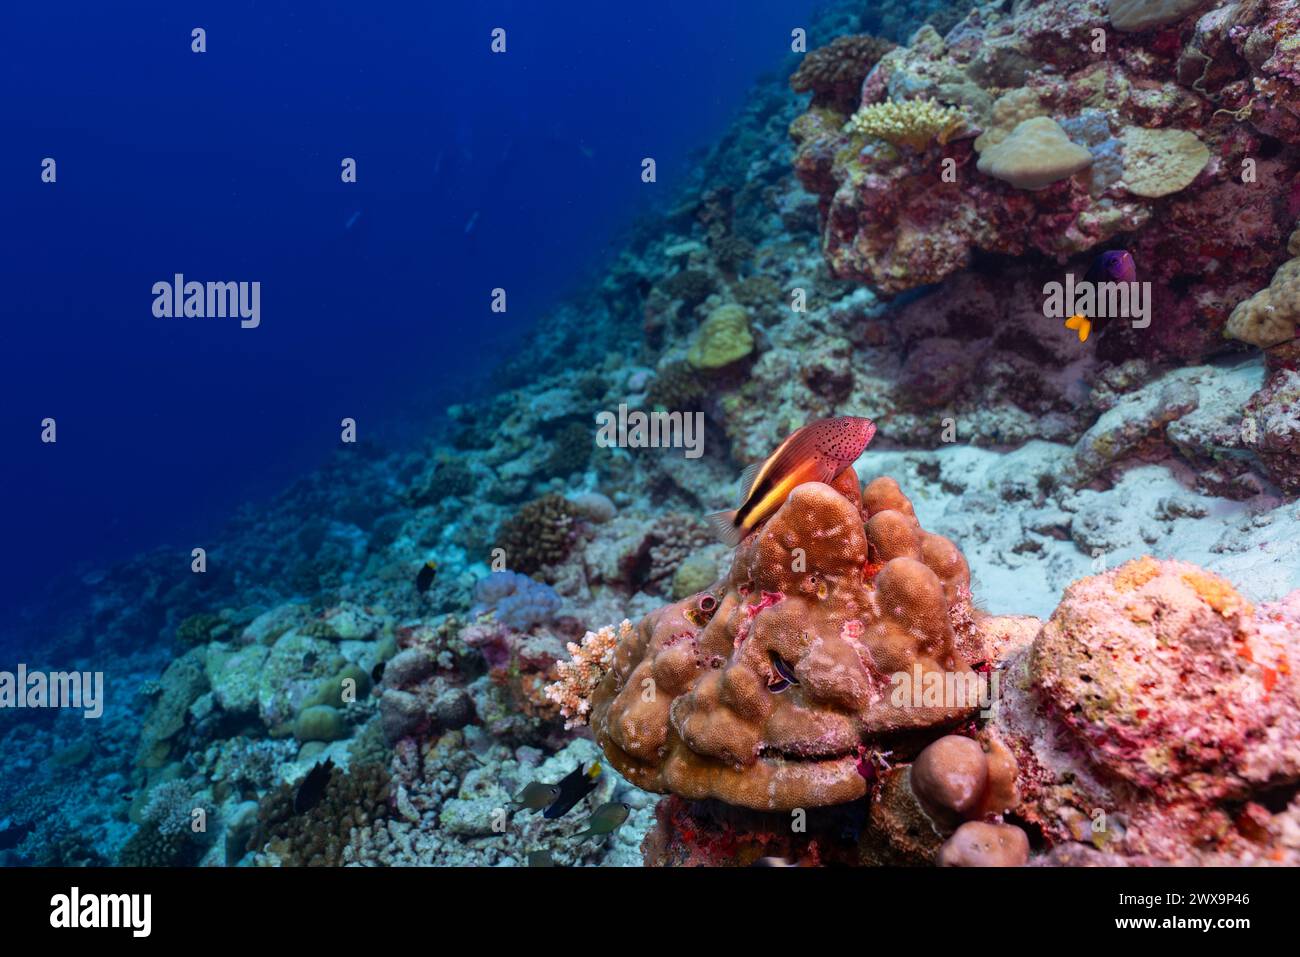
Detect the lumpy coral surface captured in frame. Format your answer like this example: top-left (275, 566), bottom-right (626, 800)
top-left (591, 468), bottom-right (980, 810)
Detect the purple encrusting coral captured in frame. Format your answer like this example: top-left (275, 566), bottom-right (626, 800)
top-left (469, 572), bottom-right (562, 631)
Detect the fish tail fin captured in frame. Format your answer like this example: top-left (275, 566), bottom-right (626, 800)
top-left (706, 509), bottom-right (744, 547)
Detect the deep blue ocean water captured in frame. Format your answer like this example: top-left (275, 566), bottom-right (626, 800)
top-left (1, 0), bottom-right (821, 631)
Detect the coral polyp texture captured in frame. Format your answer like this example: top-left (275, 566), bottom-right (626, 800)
top-left (790, 34), bottom-right (897, 114)
top-left (587, 468), bottom-right (982, 811)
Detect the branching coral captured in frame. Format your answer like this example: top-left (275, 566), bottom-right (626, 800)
top-left (844, 97), bottom-right (968, 151)
top-left (545, 620), bottom-right (629, 729)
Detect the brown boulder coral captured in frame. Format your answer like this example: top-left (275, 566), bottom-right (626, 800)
top-left (790, 34), bottom-right (896, 114)
top-left (587, 468), bottom-right (984, 811)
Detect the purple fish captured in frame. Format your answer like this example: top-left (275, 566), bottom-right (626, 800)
top-left (1084, 249), bottom-right (1137, 284)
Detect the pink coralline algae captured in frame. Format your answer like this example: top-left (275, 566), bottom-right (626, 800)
top-left (790, 0), bottom-right (1300, 361)
top-left (990, 556), bottom-right (1300, 865)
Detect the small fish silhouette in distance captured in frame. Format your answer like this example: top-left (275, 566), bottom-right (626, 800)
top-left (511, 780), bottom-right (561, 813)
top-left (707, 415), bottom-right (877, 547)
top-left (543, 762), bottom-right (602, 819)
top-left (570, 801), bottom-right (631, 842)
top-left (371, 660), bottom-right (386, 685)
top-left (294, 757), bottom-right (335, 815)
top-left (415, 560), bottom-right (438, 594)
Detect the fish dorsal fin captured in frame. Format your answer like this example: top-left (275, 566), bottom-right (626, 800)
top-left (737, 461), bottom-right (765, 505)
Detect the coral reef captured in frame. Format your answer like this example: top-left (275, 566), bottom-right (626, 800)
top-left (470, 572), bottom-right (562, 631)
top-left (6, 0), bottom-right (1299, 874)
top-left (976, 117), bottom-right (1094, 190)
top-left (844, 97), bottom-right (969, 150)
top-left (791, 0), bottom-right (1300, 368)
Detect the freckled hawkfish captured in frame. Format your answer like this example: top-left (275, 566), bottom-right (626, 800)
top-left (707, 416), bottom-right (877, 547)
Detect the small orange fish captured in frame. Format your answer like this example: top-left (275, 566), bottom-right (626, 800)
top-left (1065, 313), bottom-right (1091, 342)
top-left (707, 416), bottom-right (877, 546)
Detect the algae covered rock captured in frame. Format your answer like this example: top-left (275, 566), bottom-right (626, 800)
top-left (301, 663), bottom-right (373, 710)
top-left (292, 705), bottom-right (348, 742)
top-left (207, 643), bottom-right (270, 717)
top-left (257, 630), bottom-right (345, 732)
top-left (1109, 0), bottom-right (1209, 33)
top-left (136, 647), bottom-right (210, 768)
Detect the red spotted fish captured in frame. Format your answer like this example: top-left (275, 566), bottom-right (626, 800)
top-left (707, 415), bottom-right (877, 547)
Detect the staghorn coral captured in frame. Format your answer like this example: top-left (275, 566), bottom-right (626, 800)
top-left (586, 467), bottom-right (983, 811)
top-left (790, 34), bottom-right (897, 114)
top-left (493, 494), bottom-right (579, 578)
top-left (844, 97), bottom-right (968, 151)
top-left (545, 620), bottom-right (628, 729)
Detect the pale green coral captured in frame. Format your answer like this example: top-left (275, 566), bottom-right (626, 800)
top-left (844, 97), bottom-right (968, 151)
top-left (687, 303), bottom-right (754, 371)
